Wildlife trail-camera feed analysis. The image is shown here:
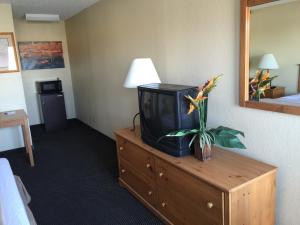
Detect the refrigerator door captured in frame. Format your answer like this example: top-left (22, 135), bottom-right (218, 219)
top-left (40, 93), bottom-right (67, 132)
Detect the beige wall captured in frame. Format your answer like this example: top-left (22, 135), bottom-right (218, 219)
top-left (65, 1), bottom-right (300, 224)
top-left (14, 19), bottom-right (76, 125)
top-left (0, 4), bottom-right (28, 151)
top-left (250, 1), bottom-right (300, 95)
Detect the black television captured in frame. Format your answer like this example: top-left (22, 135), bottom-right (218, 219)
top-left (138, 83), bottom-right (201, 157)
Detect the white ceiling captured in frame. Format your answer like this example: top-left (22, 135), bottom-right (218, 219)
top-left (0, 0), bottom-right (99, 20)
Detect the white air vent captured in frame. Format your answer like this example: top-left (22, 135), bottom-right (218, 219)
top-left (25, 14), bottom-right (60, 22)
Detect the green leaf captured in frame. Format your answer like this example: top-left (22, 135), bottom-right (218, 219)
top-left (209, 126), bottom-right (246, 149)
top-left (157, 129), bottom-right (199, 143)
top-left (214, 133), bottom-right (246, 149)
top-left (257, 70), bottom-right (264, 81)
top-left (166, 129), bottom-right (199, 137)
top-left (203, 132), bottom-right (212, 149)
top-left (189, 134), bottom-right (198, 148)
top-left (259, 76), bottom-right (278, 87)
top-left (210, 126), bottom-right (245, 137)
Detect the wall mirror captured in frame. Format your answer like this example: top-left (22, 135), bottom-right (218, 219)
top-left (240, 0), bottom-right (300, 115)
top-left (0, 32), bottom-right (20, 74)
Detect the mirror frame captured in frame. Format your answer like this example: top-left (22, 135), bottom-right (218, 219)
top-left (0, 32), bottom-right (20, 74)
top-left (240, 0), bottom-right (300, 116)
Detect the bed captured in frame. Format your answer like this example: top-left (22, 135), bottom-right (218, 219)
top-left (0, 158), bottom-right (36, 225)
top-left (260, 93), bottom-right (300, 107)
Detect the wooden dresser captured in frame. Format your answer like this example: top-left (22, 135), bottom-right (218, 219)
top-left (115, 128), bottom-right (277, 225)
top-left (264, 86), bottom-right (285, 99)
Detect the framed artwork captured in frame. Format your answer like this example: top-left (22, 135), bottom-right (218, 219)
top-left (0, 32), bottom-right (20, 73)
top-left (18, 41), bottom-right (65, 70)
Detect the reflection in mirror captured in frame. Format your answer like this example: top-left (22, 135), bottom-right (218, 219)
top-left (249, 0), bottom-right (300, 106)
top-left (0, 32), bottom-right (19, 73)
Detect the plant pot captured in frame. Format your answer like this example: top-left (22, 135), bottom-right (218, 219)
top-left (250, 94), bottom-right (260, 101)
top-left (194, 141), bottom-right (212, 161)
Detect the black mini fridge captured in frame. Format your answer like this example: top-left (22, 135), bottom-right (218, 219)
top-left (37, 80), bottom-right (67, 132)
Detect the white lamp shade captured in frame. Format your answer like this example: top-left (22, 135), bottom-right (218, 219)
top-left (123, 58), bottom-right (161, 88)
top-left (258, 54), bottom-right (279, 70)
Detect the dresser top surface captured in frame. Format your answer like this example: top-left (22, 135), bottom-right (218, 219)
top-left (115, 128), bottom-right (276, 192)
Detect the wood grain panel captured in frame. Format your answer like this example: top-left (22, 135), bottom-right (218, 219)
top-left (245, 101), bottom-right (300, 116)
top-left (156, 159), bottom-right (224, 225)
top-left (240, 0), bottom-right (251, 106)
top-left (119, 159), bottom-right (157, 207)
top-left (247, 0), bottom-right (276, 7)
top-left (230, 171), bottom-right (276, 225)
top-left (116, 128), bottom-right (277, 192)
top-left (0, 110), bottom-right (34, 166)
top-left (117, 136), bottom-right (156, 180)
top-left (158, 187), bottom-right (222, 225)
top-left (115, 128), bottom-right (277, 225)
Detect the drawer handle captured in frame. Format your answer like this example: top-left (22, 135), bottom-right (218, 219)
top-left (146, 163), bottom-right (151, 169)
top-left (119, 146), bottom-right (124, 151)
top-left (207, 202), bottom-right (214, 209)
top-left (159, 172), bottom-right (164, 177)
top-left (161, 202), bottom-right (167, 208)
top-left (121, 169), bottom-right (126, 174)
top-left (148, 191), bottom-right (153, 196)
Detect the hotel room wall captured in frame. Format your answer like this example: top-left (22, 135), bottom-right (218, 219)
top-left (250, 1), bottom-right (300, 95)
top-left (65, 0), bottom-right (300, 224)
top-left (0, 4), bottom-right (28, 151)
top-left (14, 19), bottom-right (76, 125)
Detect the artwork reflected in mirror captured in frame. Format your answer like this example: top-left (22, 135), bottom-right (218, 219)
top-left (249, 0), bottom-right (300, 106)
top-left (0, 32), bottom-right (19, 73)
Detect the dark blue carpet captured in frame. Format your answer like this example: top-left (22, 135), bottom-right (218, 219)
top-left (0, 120), bottom-right (163, 225)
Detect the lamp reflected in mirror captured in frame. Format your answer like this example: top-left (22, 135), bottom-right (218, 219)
top-left (258, 54), bottom-right (279, 72)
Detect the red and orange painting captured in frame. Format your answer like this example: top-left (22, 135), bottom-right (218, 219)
top-left (18, 41), bottom-right (65, 70)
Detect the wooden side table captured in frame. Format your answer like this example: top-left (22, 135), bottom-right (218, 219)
top-left (0, 110), bottom-right (35, 167)
top-left (264, 86), bottom-right (285, 99)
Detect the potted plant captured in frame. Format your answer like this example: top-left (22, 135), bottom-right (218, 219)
top-left (161, 75), bottom-right (246, 161)
top-left (249, 70), bottom-right (278, 101)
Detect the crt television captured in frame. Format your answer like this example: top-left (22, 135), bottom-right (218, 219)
top-left (138, 83), bottom-right (200, 157)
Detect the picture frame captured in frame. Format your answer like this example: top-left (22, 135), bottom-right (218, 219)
top-left (0, 32), bottom-right (20, 74)
top-left (18, 41), bottom-right (65, 70)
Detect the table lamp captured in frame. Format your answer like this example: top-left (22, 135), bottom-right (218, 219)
top-left (258, 53), bottom-right (279, 87)
top-left (258, 53), bottom-right (279, 72)
top-left (123, 58), bottom-right (161, 131)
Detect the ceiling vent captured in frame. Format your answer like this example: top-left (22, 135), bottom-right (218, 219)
top-left (25, 14), bottom-right (60, 22)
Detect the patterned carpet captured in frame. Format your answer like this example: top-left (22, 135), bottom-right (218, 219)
top-left (0, 120), bottom-right (163, 225)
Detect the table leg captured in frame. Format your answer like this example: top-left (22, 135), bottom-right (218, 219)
top-left (21, 121), bottom-right (35, 167)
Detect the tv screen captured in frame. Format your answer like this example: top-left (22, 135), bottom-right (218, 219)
top-left (138, 83), bottom-right (200, 157)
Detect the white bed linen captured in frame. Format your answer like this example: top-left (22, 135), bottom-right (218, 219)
top-left (0, 158), bottom-right (30, 225)
top-left (260, 93), bottom-right (300, 106)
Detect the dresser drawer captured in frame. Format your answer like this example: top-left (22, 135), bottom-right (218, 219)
top-left (156, 159), bottom-right (224, 225)
top-left (264, 86), bottom-right (285, 99)
top-left (117, 136), bottom-right (155, 180)
top-left (119, 159), bottom-right (157, 207)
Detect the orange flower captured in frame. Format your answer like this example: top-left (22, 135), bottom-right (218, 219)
top-left (262, 71), bottom-right (270, 81)
top-left (184, 75), bottom-right (222, 115)
top-left (201, 75), bottom-right (222, 95)
top-left (251, 70), bottom-right (269, 83)
top-left (186, 91), bottom-right (207, 114)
